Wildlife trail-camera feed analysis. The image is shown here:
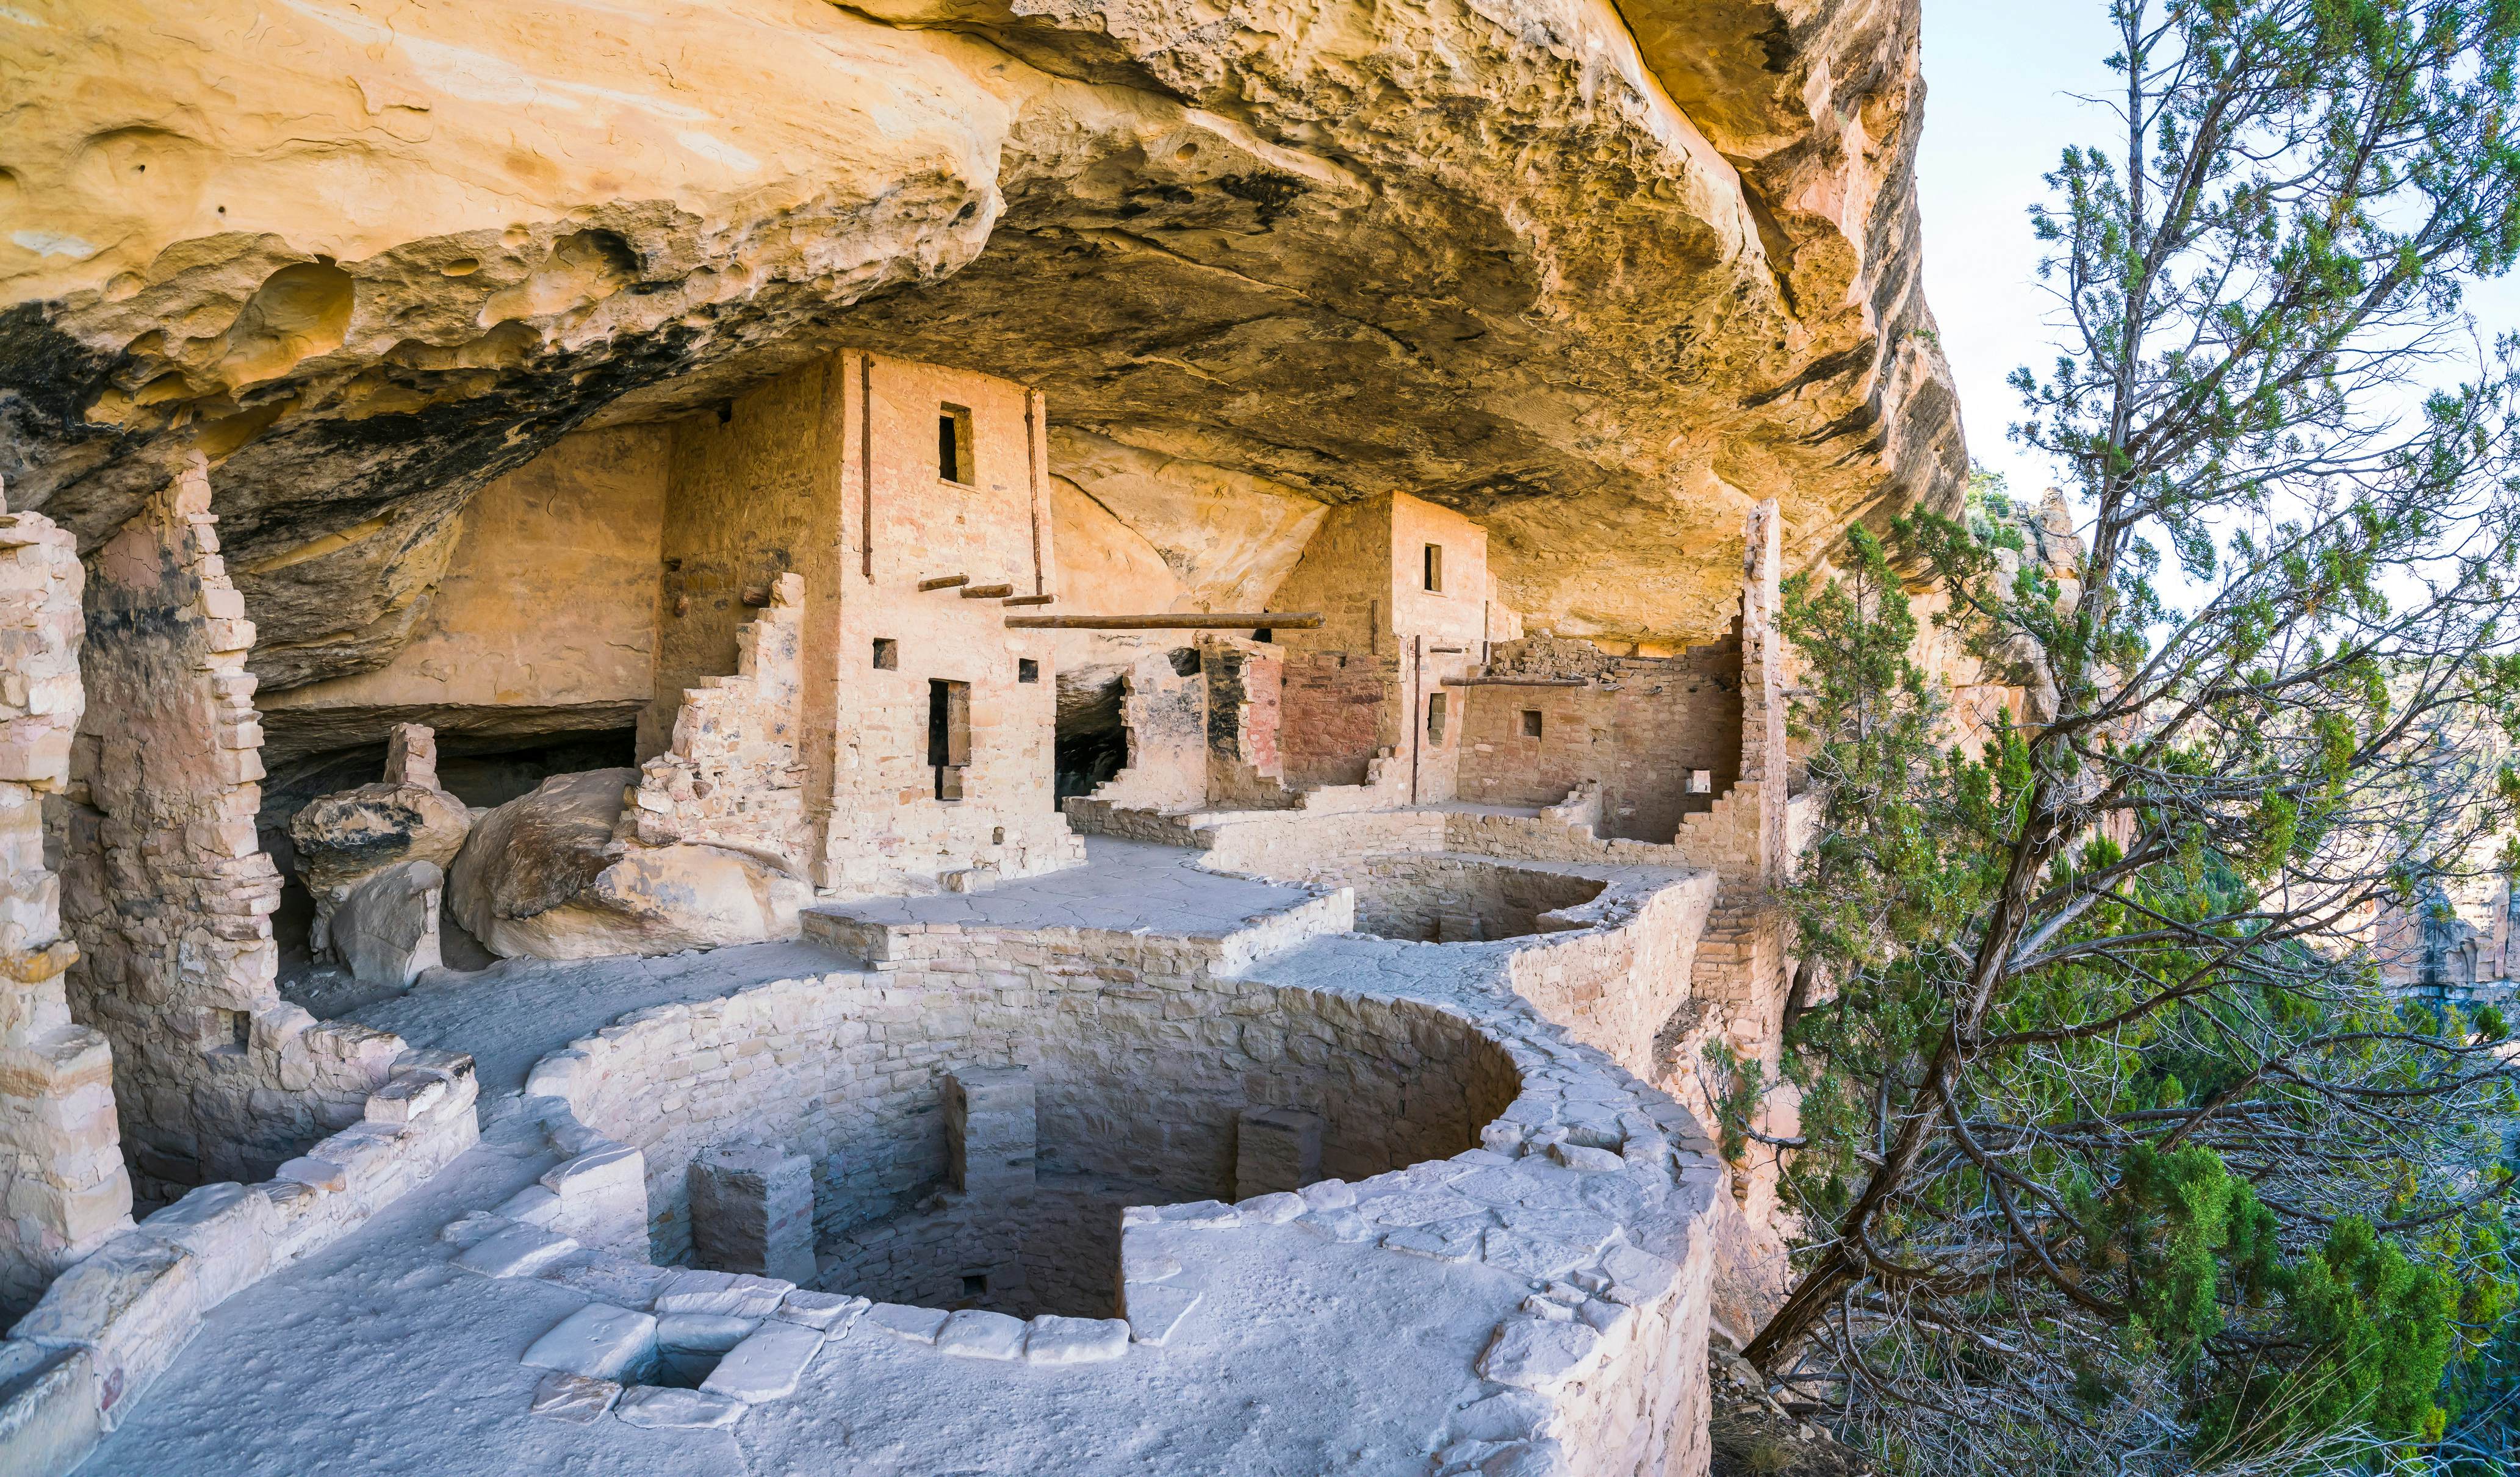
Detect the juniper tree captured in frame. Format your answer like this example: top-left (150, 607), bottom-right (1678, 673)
top-left (1734, 1), bottom-right (2520, 1469)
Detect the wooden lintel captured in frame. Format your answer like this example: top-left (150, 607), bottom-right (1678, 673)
top-left (918, 574), bottom-right (969, 591)
top-left (1003, 612), bottom-right (1325, 631)
top-left (1440, 676), bottom-right (1589, 687)
top-left (961, 583), bottom-right (1017, 599)
top-left (1003, 594), bottom-right (1056, 607)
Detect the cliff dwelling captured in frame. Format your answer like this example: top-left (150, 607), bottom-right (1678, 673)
top-left (0, 1), bottom-right (1967, 1474)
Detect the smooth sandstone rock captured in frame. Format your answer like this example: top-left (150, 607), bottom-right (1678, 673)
top-left (9, 0), bottom-right (1957, 694)
top-left (935, 1309), bottom-right (1026, 1361)
top-left (445, 771), bottom-right (806, 959)
top-left (700, 1321), bottom-right (824, 1402)
top-left (527, 1371), bottom-right (621, 1425)
top-left (520, 1304), bottom-right (657, 1381)
top-left (324, 860), bottom-right (442, 990)
top-left (614, 1384), bottom-right (747, 1431)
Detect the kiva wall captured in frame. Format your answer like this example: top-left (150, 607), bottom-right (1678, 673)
top-left (539, 905), bottom-right (1513, 1273)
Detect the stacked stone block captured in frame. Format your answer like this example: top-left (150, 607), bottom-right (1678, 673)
top-left (60, 458), bottom-right (402, 1204)
top-left (945, 1066), bottom-right (1035, 1198)
top-left (0, 509), bottom-right (132, 1320)
top-left (1232, 1107), bottom-right (1320, 1198)
top-left (689, 1140), bottom-right (816, 1285)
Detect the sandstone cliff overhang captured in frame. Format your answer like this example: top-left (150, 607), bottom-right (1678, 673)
top-left (0, 0), bottom-right (1964, 687)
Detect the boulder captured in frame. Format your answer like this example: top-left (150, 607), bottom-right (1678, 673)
top-left (326, 860), bottom-right (444, 990)
top-left (289, 723), bottom-right (473, 960)
top-left (447, 769), bottom-right (805, 960)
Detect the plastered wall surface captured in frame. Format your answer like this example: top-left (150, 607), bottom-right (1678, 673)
top-left (264, 426), bottom-right (667, 754)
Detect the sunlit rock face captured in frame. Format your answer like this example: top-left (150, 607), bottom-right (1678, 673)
top-left (0, 0), bottom-right (1960, 691)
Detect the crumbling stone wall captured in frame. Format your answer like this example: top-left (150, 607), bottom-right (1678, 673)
top-left (1672, 501), bottom-right (1789, 886)
top-left (1456, 628), bottom-right (1744, 843)
top-left (1199, 635), bottom-right (1294, 807)
top-left (644, 372), bottom-right (832, 758)
top-left (60, 461), bottom-right (403, 1203)
top-left (1076, 648), bottom-right (1206, 812)
top-left (0, 509), bottom-right (132, 1320)
top-left (630, 573), bottom-right (810, 875)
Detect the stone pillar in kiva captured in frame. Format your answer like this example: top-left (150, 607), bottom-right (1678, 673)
top-left (0, 506), bottom-right (134, 1320)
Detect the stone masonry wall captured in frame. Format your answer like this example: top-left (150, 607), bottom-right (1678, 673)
top-left (1672, 500), bottom-right (1788, 886)
top-left (0, 509), bottom-right (131, 1321)
top-left (1456, 628), bottom-right (1744, 843)
top-left (59, 460), bottom-right (404, 1205)
top-left (534, 906), bottom-right (1514, 1282)
top-left (0, 1047), bottom-right (478, 1476)
top-left (1198, 635), bottom-right (1292, 807)
top-left (630, 573), bottom-right (810, 875)
top-left (1341, 854), bottom-right (1607, 943)
top-left (646, 370), bottom-right (832, 758)
top-left (815, 351), bottom-right (1081, 894)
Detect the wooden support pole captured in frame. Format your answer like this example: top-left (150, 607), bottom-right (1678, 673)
top-left (1003, 613), bottom-right (1324, 630)
top-left (960, 583), bottom-right (1016, 599)
top-left (1003, 594), bottom-right (1056, 608)
top-left (918, 574), bottom-right (969, 591)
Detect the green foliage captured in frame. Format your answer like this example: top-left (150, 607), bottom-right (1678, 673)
top-left (1737, 4), bottom-right (2520, 1471)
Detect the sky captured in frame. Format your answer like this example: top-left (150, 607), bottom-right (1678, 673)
top-left (1915, 0), bottom-right (2520, 506)
top-left (1916, 0), bottom-right (2123, 503)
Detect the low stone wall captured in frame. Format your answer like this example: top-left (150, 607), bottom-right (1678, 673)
top-left (0, 1048), bottom-right (479, 1477)
top-left (1341, 853), bottom-right (1607, 941)
top-left (524, 899), bottom-right (1508, 1303)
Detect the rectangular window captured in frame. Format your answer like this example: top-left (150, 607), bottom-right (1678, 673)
top-left (1017, 658), bottom-right (1039, 684)
top-left (1687, 768), bottom-right (1713, 794)
top-left (1425, 692), bottom-right (1448, 744)
top-left (1521, 709), bottom-right (1543, 739)
top-left (873, 638), bottom-right (898, 670)
top-left (938, 404), bottom-right (974, 484)
top-left (1423, 543), bottom-right (1444, 592)
top-left (929, 678), bottom-right (971, 800)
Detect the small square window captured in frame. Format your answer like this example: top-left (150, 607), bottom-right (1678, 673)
top-left (938, 404), bottom-right (975, 484)
top-left (1521, 710), bottom-right (1543, 739)
top-left (1424, 543), bottom-right (1444, 592)
top-left (1687, 768), bottom-right (1712, 794)
top-left (962, 1272), bottom-right (988, 1299)
top-left (1017, 658), bottom-right (1039, 684)
top-left (873, 638), bottom-right (898, 670)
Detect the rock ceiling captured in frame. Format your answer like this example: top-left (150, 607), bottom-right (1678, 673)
top-left (0, 0), bottom-right (1963, 691)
